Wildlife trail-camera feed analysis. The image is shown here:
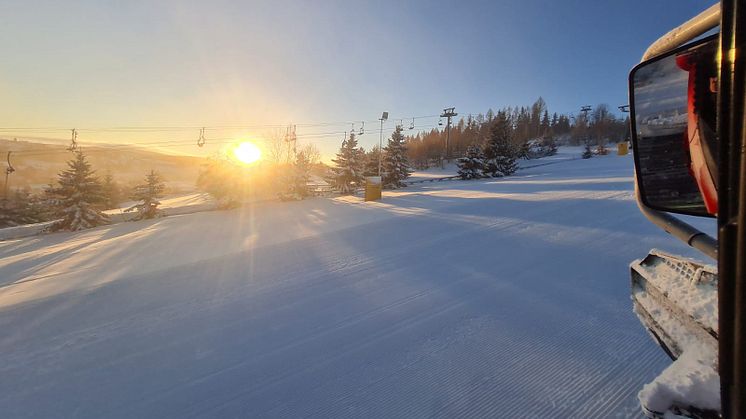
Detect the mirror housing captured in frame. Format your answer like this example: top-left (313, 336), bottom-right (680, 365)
top-left (629, 34), bottom-right (719, 217)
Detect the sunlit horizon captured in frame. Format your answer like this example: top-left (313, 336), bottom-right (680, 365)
top-left (0, 1), bottom-right (708, 163)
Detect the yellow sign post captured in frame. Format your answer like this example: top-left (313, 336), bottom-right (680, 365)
top-left (365, 176), bottom-right (382, 201)
top-left (617, 142), bottom-right (629, 155)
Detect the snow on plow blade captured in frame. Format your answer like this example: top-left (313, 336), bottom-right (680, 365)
top-left (630, 249), bottom-right (720, 418)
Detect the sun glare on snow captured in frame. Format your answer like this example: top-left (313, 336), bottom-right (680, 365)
top-left (233, 141), bottom-right (262, 165)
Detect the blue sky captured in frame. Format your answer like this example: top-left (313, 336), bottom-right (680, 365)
top-left (0, 0), bottom-right (713, 156)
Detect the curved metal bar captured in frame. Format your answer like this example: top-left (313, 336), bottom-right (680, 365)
top-left (643, 3), bottom-right (720, 61)
top-left (634, 173), bottom-right (718, 259)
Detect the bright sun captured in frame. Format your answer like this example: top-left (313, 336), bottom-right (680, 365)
top-left (233, 141), bottom-right (262, 164)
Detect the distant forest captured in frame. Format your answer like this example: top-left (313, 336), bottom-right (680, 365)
top-left (403, 98), bottom-right (629, 168)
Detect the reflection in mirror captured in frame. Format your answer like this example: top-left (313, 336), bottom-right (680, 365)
top-left (631, 38), bottom-right (718, 216)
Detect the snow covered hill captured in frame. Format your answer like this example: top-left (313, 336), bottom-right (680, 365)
top-left (0, 138), bottom-right (202, 192)
top-left (0, 153), bottom-right (715, 418)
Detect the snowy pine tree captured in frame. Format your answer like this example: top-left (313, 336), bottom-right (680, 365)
top-left (541, 136), bottom-right (558, 156)
top-left (45, 150), bottom-right (108, 231)
top-left (582, 141), bottom-right (594, 159)
top-left (517, 141), bottom-right (532, 160)
top-left (196, 155), bottom-right (248, 209)
top-left (0, 189), bottom-right (46, 228)
top-left (382, 125), bottom-right (412, 188)
top-left (330, 132), bottom-right (364, 194)
top-left (0, 200), bottom-right (20, 228)
top-left (127, 170), bottom-right (165, 220)
top-left (280, 151), bottom-right (312, 200)
top-left (457, 145), bottom-right (486, 180)
top-left (363, 146), bottom-right (382, 177)
top-left (483, 111), bottom-right (518, 177)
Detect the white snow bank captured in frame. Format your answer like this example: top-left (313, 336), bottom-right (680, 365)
top-left (408, 146), bottom-right (621, 182)
top-left (639, 346), bottom-right (720, 414)
top-left (106, 193), bottom-right (217, 222)
top-left (0, 221), bottom-right (55, 241)
top-left (408, 163), bottom-right (459, 181)
top-left (0, 193), bottom-right (218, 241)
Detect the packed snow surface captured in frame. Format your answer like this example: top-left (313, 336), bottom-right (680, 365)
top-left (0, 152), bottom-right (714, 418)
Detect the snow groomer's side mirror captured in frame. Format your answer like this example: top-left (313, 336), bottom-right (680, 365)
top-left (629, 34), bottom-right (719, 217)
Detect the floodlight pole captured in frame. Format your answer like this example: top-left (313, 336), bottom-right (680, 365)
top-left (378, 112), bottom-right (388, 176)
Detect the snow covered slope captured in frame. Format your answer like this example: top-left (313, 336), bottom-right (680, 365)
top-left (407, 146), bottom-right (585, 182)
top-left (0, 154), bottom-right (714, 418)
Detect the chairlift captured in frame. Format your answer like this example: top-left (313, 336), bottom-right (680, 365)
top-left (197, 127), bottom-right (206, 147)
top-left (359, 121), bottom-right (365, 135)
top-left (5, 151), bottom-right (15, 175)
top-left (409, 118), bottom-right (415, 130)
top-left (67, 128), bottom-right (78, 152)
top-left (438, 118), bottom-right (444, 126)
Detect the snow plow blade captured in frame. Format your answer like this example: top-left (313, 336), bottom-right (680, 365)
top-left (630, 249), bottom-right (720, 418)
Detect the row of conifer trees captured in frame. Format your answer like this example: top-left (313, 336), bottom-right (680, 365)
top-left (1, 150), bottom-right (165, 230)
top-left (3, 110), bottom-right (565, 231)
top-left (328, 125), bottom-right (412, 192)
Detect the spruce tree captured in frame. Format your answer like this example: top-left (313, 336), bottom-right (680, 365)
top-left (582, 141), bottom-right (594, 159)
top-left (540, 109), bottom-right (551, 137)
top-left (483, 111), bottom-right (518, 177)
top-left (330, 132), bottom-right (364, 194)
top-left (363, 146), bottom-right (382, 177)
top-left (382, 125), bottom-right (412, 188)
top-left (483, 121), bottom-right (500, 176)
top-left (551, 112), bottom-right (559, 130)
top-left (0, 199), bottom-right (23, 228)
top-left (517, 141), bottom-right (532, 160)
top-left (0, 189), bottom-right (46, 228)
top-left (541, 136), bottom-right (558, 156)
top-left (197, 153), bottom-right (257, 209)
top-left (46, 150), bottom-right (108, 231)
top-left (0, 199), bottom-right (19, 228)
top-left (127, 170), bottom-right (165, 220)
top-left (457, 145), bottom-right (486, 180)
top-left (101, 173), bottom-right (122, 210)
top-left (198, 156), bottom-right (238, 209)
top-left (280, 151), bottom-right (312, 200)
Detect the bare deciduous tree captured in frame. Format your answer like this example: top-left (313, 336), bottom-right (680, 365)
top-left (265, 128), bottom-right (290, 164)
top-left (299, 143), bottom-right (321, 165)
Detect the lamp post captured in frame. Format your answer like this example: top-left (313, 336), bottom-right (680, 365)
top-left (378, 112), bottom-right (388, 176)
